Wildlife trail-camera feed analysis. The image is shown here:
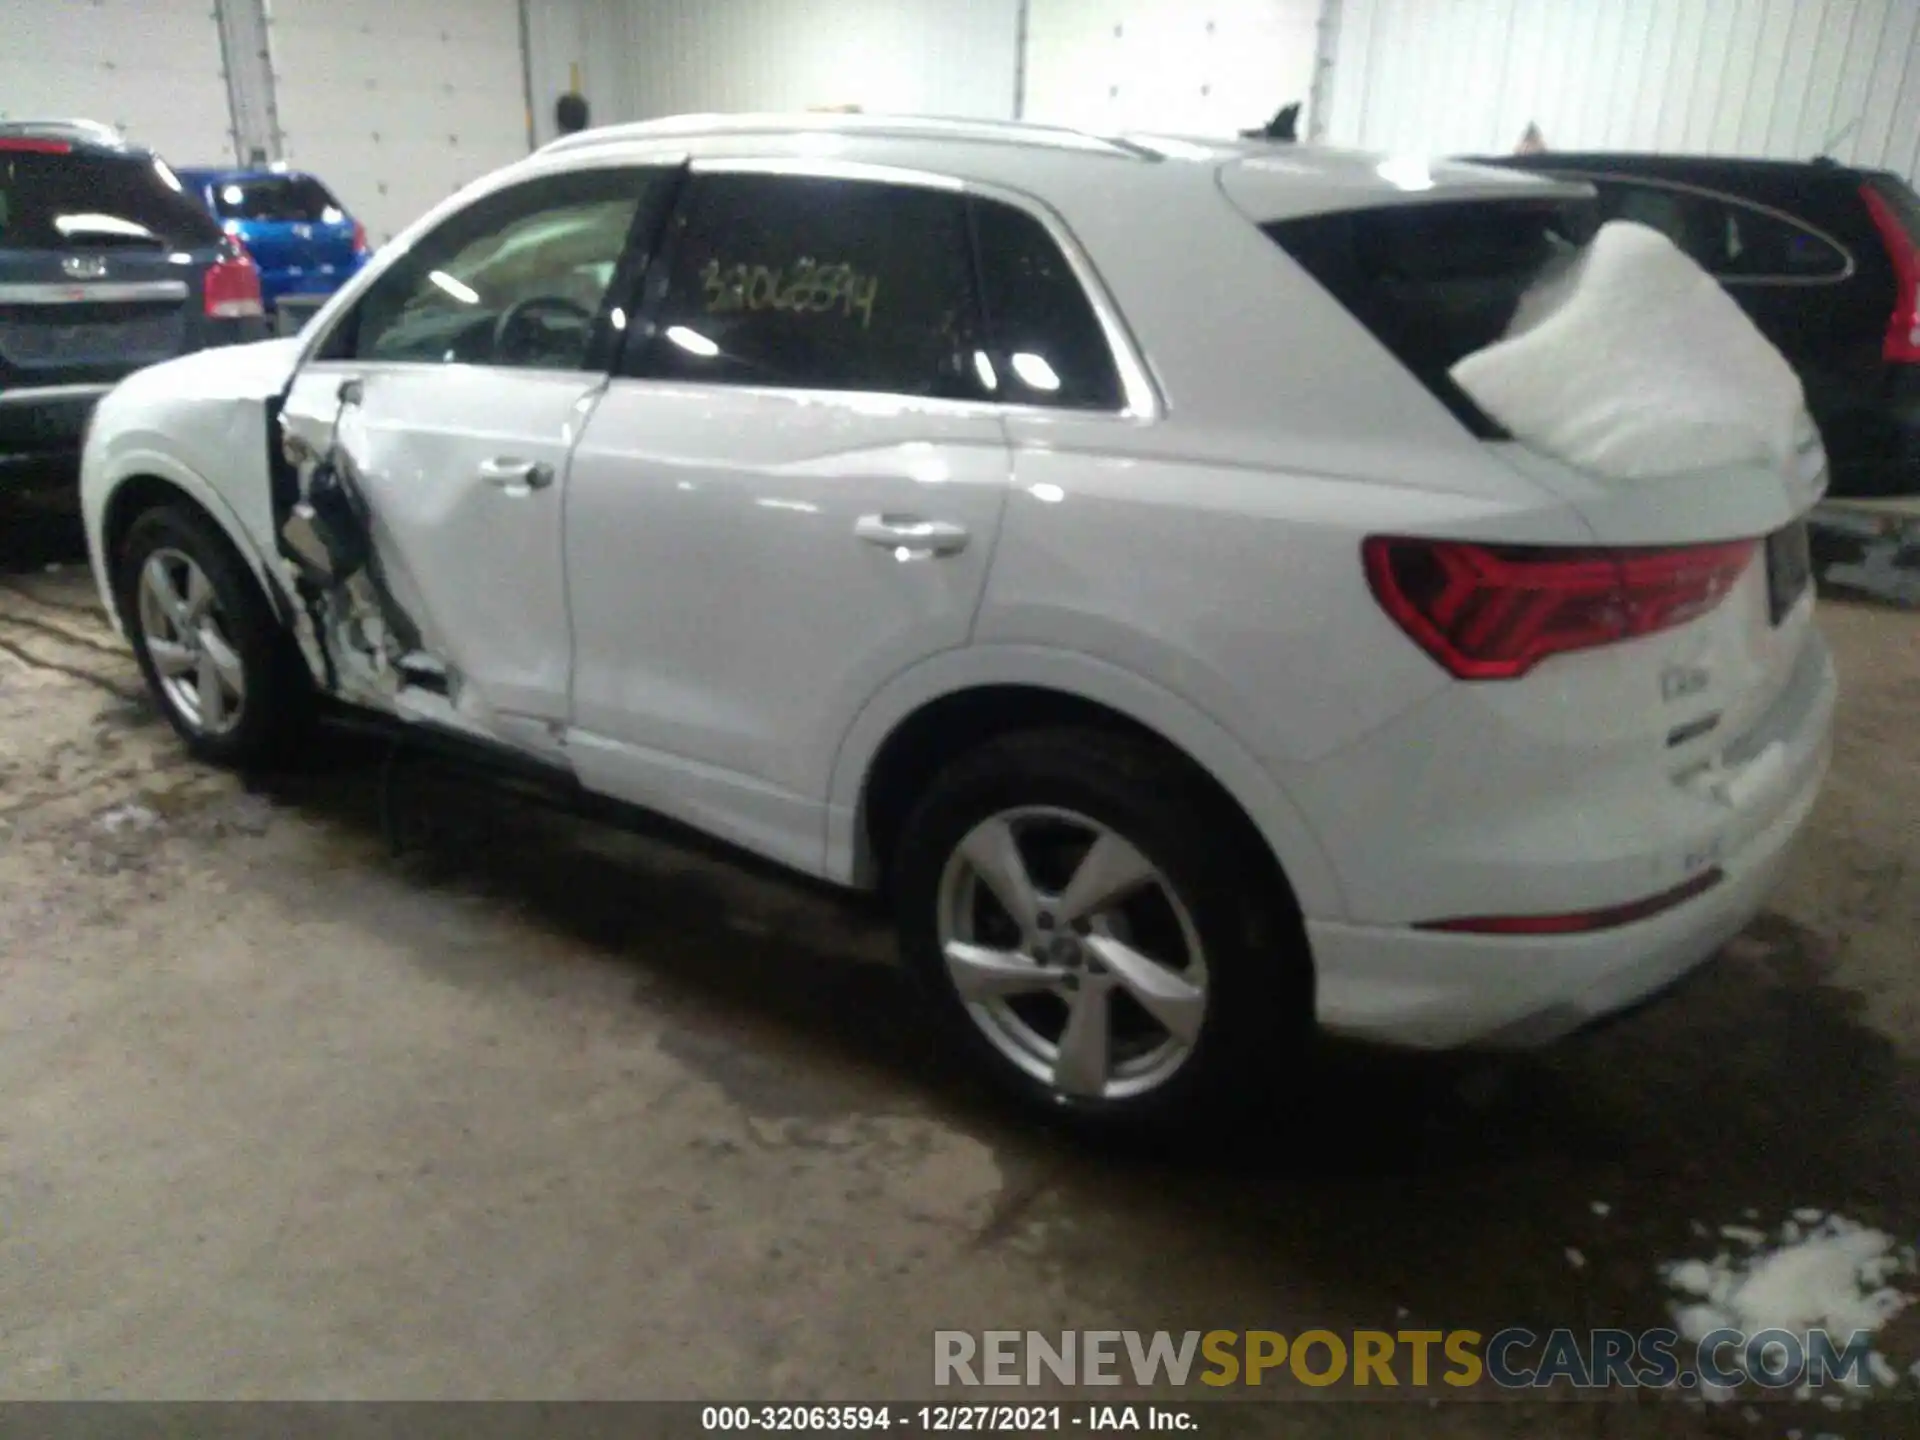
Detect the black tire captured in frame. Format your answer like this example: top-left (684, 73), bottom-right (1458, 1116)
top-left (892, 727), bottom-right (1311, 1136)
top-left (115, 501), bottom-right (311, 768)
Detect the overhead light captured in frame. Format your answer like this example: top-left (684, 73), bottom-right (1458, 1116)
top-left (665, 324), bottom-right (719, 357)
top-left (427, 269), bottom-right (479, 305)
top-left (1376, 155), bottom-right (1436, 192)
top-left (1010, 352), bottom-right (1062, 392)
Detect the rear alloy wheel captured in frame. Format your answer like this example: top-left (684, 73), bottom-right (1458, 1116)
top-left (117, 503), bottom-right (310, 767)
top-left (939, 806), bottom-right (1208, 1102)
top-left (895, 729), bottom-right (1306, 1133)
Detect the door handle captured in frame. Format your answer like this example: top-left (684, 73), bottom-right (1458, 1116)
top-left (480, 456), bottom-right (553, 491)
top-left (854, 513), bottom-right (970, 559)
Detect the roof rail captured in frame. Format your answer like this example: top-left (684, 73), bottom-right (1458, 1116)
top-left (539, 111), bottom-right (1152, 161)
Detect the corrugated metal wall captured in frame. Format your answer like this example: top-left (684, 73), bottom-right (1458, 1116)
top-left (1021, 0), bottom-right (1323, 136)
top-left (0, 0), bottom-right (233, 165)
top-left (1324, 0), bottom-right (1920, 182)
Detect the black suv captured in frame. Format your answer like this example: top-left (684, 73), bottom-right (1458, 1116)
top-left (1486, 151), bottom-right (1920, 502)
top-left (0, 120), bottom-right (269, 486)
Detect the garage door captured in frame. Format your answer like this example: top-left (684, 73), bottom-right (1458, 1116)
top-left (266, 0), bottom-right (531, 245)
top-left (1023, 0), bottom-right (1322, 139)
top-left (0, 0), bottom-right (233, 168)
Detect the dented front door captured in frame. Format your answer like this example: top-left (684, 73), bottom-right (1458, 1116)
top-left (279, 361), bottom-right (601, 735)
top-left (271, 164), bottom-right (678, 750)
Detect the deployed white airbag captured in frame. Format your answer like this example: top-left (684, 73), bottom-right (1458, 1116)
top-left (1451, 220), bottom-right (1807, 481)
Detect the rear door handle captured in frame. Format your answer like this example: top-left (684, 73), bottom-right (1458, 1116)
top-left (854, 513), bottom-right (970, 559)
top-left (480, 456), bottom-right (553, 491)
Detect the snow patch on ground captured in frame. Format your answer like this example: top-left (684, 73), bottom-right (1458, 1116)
top-left (1659, 1212), bottom-right (1916, 1396)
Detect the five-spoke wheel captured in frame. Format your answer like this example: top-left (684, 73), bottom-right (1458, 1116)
top-left (135, 547), bottom-right (247, 736)
top-left (116, 502), bottom-right (310, 766)
top-left (896, 728), bottom-right (1306, 1132)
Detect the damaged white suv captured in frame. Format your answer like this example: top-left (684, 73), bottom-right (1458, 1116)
top-left (82, 114), bottom-right (1835, 1129)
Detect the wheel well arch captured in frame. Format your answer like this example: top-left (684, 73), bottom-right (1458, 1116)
top-left (100, 473), bottom-right (289, 628)
top-left (855, 683), bottom-right (1299, 915)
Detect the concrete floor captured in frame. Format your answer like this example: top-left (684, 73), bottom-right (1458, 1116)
top-left (0, 496), bottom-right (1915, 1436)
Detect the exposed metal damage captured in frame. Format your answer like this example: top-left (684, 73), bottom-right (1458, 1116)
top-left (274, 378), bottom-right (454, 715)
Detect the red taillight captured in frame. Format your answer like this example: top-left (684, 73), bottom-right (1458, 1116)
top-left (1417, 869), bottom-right (1724, 934)
top-left (352, 219), bottom-right (369, 255)
top-left (1363, 536), bottom-right (1757, 681)
top-left (1860, 184), bottom-right (1920, 364)
top-left (0, 137), bottom-right (71, 153)
top-left (205, 247), bottom-right (264, 319)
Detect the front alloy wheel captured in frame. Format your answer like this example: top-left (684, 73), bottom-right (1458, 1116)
top-left (136, 547), bottom-right (247, 736)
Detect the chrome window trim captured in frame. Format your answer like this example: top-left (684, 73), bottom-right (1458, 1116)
top-left (0, 280), bottom-right (189, 304)
top-left (1560, 171), bottom-right (1856, 287)
top-left (682, 154), bottom-right (1161, 421)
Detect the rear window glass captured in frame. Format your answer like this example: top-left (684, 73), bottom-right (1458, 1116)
top-left (209, 175), bottom-right (341, 224)
top-left (0, 151), bottom-right (222, 250)
top-left (1263, 197), bottom-right (1598, 435)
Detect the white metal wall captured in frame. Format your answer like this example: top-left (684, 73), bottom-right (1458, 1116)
top-left (1021, 0), bottom-right (1323, 137)
top-left (0, 0), bottom-right (234, 165)
top-left (528, 0), bottom-right (1020, 132)
top-left (265, 0), bottom-right (532, 243)
top-left (1324, 0), bottom-right (1920, 183)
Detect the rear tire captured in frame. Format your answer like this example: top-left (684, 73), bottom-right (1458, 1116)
top-left (115, 502), bottom-right (311, 768)
top-left (892, 727), bottom-right (1310, 1136)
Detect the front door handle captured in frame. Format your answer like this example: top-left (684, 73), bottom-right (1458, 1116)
top-left (480, 456), bottom-right (553, 491)
top-left (854, 513), bottom-right (970, 559)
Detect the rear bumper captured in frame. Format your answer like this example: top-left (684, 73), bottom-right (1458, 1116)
top-left (1306, 632), bottom-right (1836, 1049)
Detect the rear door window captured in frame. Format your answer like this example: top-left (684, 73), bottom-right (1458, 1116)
top-left (970, 198), bottom-right (1122, 409)
top-left (1264, 196), bottom-right (1597, 433)
top-left (210, 175), bottom-right (342, 224)
top-left (0, 150), bottom-right (222, 250)
top-left (632, 172), bottom-right (983, 399)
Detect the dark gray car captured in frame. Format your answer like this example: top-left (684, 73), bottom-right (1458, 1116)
top-left (0, 120), bottom-right (270, 487)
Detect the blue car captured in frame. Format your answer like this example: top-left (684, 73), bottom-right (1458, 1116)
top-left (175, 165), bottom-right (370, 313)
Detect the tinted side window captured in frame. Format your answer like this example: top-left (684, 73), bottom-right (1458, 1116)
top-left (635, 174), bottom-right (980, 398)
top-left (1596, 182), bottom-right (1846, 280)
top-left (328, 167), bottom-right (667, 369)
top-left (0, 152), bottom-right (222, 250)
top-left (971, 198), bottom-right (1122, 409)
top-left (1711, 203), bottom-right (1847, 279)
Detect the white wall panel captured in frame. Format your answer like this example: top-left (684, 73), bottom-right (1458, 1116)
top-left (0, 0), bottom-right (233, 165)
top-left (606, 0), bottom-right (1020, 123)
top-left (1326, 0), bottom-right (1920, 185)
top-left (265, 0), bottom-right (531, 243)
top-left (1023, 0), bottom-right (1321, 137)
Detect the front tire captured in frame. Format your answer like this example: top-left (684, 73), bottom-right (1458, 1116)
top-left (892, 728), bottom-right (1309, 1134)
top-left (116, 502), bottom-right (309, 767)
